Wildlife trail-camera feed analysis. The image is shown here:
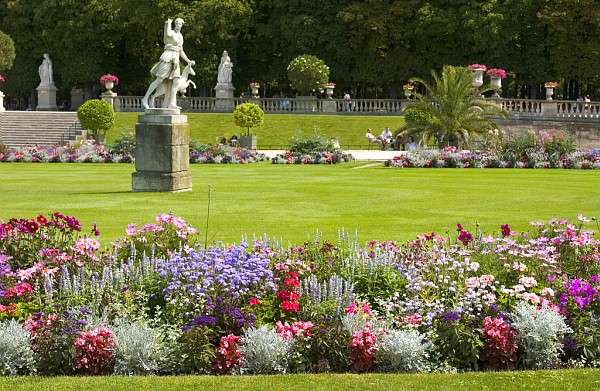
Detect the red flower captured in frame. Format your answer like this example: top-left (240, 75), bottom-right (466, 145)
top-left (458, 229), bottom-right (474, 246)
top-left (501, 224), bottom-right (511, 237)
top-left (36, 215), bottom-right (48, 225)
top-left (276, 290), bottom-right (291, 301)
top-left (248, 296), bottom-right (261, 306)
top-left (280, 300), bottom-right (299, 313)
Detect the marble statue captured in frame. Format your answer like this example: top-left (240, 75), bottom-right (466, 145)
top-left (38, 53), bottom-right (55, 88)
top-left (217, 50), bottom-right (233, 85)
top-left (141, 18), bottom-right (195, 110)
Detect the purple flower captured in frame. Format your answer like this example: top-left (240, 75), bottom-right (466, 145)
top-left (442, 311), bottom-right (461, 322)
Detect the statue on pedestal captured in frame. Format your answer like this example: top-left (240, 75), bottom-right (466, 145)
top-left (141, 18), bottom-right (195, 110)
top-left (217, 50), bottom-right (233, 85)
top-left (38, 53), bottom-right (55, 88)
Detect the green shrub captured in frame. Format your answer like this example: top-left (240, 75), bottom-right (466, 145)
top-left (288, 133), bottom-right (336, 154)
top-left (77, 99), bottom-right (115, 142)
top-left (109, 132), bottom-right (135, 155)
top-left (287, 55), bottom-right (329, 95)
top-left (233, 103), bottom-right (264, 136)
top-left (0, 30), bottom-right (15, 72)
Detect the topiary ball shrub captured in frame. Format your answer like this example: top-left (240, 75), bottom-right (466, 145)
top-left (287, 55), bottom-right (329, 95)
top-left (233, 102), bottom-right (264, 136)
top-left (77, 99), bottom-right (115, 143)
top-left (0, 30), bottom-right (15, 72)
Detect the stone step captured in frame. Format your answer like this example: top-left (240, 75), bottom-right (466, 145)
top-left (0, 111), bottom-right (85, 147)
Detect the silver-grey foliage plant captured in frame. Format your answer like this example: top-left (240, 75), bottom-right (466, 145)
top-left (239, 325), bottom-right (292, 374)
top-left (112, 321), bottom-right (161, 375)
top-left (375, 329), bottom-right (430, 372)
top-left (0, 320), bottom-right (36, 376)
top-left (511, 302), bottom-right (571, 369)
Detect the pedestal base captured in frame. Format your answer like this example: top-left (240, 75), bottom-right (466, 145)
top-left (322, 100), bottom-right (337, 113)
top-left (37, 85), bottom-right (58, 111)
top-left (215, 83), bottom-right (235, 111)
top-left (0, 91), bottom-right (5, 112)
top-left (132, 171), bottom-right (192, 192)
top-left (132, 112), bottom-right (192, 192)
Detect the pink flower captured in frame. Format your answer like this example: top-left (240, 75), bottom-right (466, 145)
top-left (405, 313), bottom-right (422, 326)
top-left (479, 275), bottom-right (495, 286)
top-left (518, 276), bottom-right (537, 288)
top-left (465, 276), bottom-right (480, 289)
top-left (125, 224), bottom-right (137, 236)
top-left (501, 224), bottom-right (511, 237)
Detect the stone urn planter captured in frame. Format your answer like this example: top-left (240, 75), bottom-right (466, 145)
top-left (467, 64), bottom-right (487, 88)
top-left (104, 81), bottom-right (115, 93)
top-left (403, 83), bottom-right (415, 99)
top-left (486, 68), bottom-right (507, 98)
top-left (544, 82), bottom-right (559, 101)
top-left (324, 83), bottom-right (336, 99)
top-left (250, 82), bottom-right (260, 98)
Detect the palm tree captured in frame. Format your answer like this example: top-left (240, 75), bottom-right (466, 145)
top-left (401, 66), bottom-right (506, 148)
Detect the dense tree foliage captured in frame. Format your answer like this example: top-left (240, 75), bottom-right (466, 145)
top-left (0, 0), bottom-right (598, 102)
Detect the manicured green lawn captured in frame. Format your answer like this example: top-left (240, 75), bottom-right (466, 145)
top-left (1, 370), bottom-right (600, 391)
top-left (0, 163), bottom-right (599, 244)
top-left (110, 112), bottom-right (404, 148)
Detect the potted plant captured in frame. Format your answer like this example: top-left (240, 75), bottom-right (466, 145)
top-left (486, 68), bottom-right (507, 98)
top-left (324, 82), bottom-right (336, 99)
top-left (249, 82), bottom-right (260, 98)
top-left (99, 74), bottom-right (119, 93)
top-left (287, 54), bottom-right (329, 111)
top-left (233, 102), bottom-right (264, 149)
top-left (77, 99), bottom-right (116, 143)
top-left (544, 81), bottom-right (560, 101)
top-left (403, 82), bottom-right (415, 99)
top-left (467, 64), bottom-right (487, 88)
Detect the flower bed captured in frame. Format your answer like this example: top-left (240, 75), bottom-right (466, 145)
top-left (272, 151), bottom-right (354, 164)
top-left (1, 212), bottom-right (599, 375)
top-left (0, 141), bottom-right (266, 164)
top-left (385, 147), bottom-right (600, 169)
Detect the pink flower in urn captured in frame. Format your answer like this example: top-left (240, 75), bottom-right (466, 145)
top-left (99, 73), bottom-right (119, 86)
top-left (486, 68), bottom-right (508, 79)
top-left (0, 74), bottom-right (5, 83)
top-left (468, 64), bottom-right (487, 71)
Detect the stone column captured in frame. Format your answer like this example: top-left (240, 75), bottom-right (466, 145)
top-left (36, 85), bottom-right (58, 111)
top-left (101, 91), bottom-right (118, 110)
top-left (0, 91), bottom-right (5, 112)
top-left (70, 88), bottom-right (84, 110)
top-left (132, 108), bottom-right (192, 192)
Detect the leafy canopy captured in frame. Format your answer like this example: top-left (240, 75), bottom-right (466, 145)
top-left (287, 55), bottom-right (329, 95)
top-left (77, 99), bottom-right (116, 138)
top-left (233, 103), bottom-right (264, 135)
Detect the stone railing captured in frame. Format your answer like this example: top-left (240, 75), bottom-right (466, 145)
top-left (491, 99), bottom-right (600, 121)
top-left (112, 95), bottom-right (600, 122)
top-left (113, 96), bottom-right (407, 115)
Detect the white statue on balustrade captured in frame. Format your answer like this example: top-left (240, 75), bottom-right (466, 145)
top-left (38, 53), bottom-right (55, 88)
top-left (141, 18), bottom-right (196, 110)
top-left (217, 50), bottom-right (233, 86)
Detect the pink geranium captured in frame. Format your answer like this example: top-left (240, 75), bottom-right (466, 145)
top-left (486, 68), bottom-right (508, 79)
top-left (99, 73), bottom-right (119, 86)
top-left (73, 327), bottom-right (115, 375)
top-left (468, 64), bottom-right (487, 71)
top-left (0, 74), bottom-right (5, 83)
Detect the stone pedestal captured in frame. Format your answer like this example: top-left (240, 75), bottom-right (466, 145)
top-left (322, 99), bottom-right (337, 113)
top-left (214, 83), bottom-right (235, 111)
top-left (70, 88), bottom-right (84, 110)
top-left (101, 91), bottom-right (118, 110)
top-left (0, 91), bottom-right (5, 112)
top-left (36, 85), bottom-right (58, 111)
top-left (132, 109), bottom-right (192, 192)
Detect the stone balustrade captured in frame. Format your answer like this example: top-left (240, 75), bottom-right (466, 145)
top-left (112, 96), bottom-right (600, 122)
